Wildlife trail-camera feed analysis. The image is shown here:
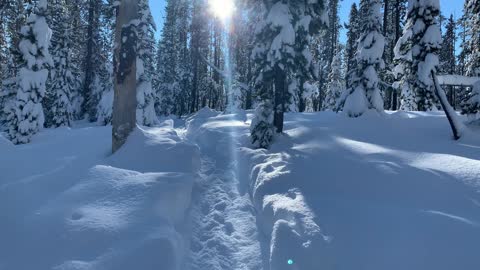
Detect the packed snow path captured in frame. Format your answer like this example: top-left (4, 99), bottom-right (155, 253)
top-left (185, 110), bottom-right (264, 270)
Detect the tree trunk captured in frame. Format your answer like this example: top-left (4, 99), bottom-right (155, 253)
top-left (274, 65), bottom-right (285, 133)
top-left (432, 71), bottom-right (463, 140)
top-left (112, 0), bottom-right (138, 153)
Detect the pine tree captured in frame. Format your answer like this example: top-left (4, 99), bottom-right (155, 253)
top-left (439, 14), bottom-right (457, 106)
top-left (83, 0), bottom-right (110, 122)
top-left (340, 0), bottom-right (385, 117)
top-left (189, 0), bottom-right (210, 113)
top-left (250, 0), bottom-right (326, 148)
top-left (461, 0), bottom-right (480, 118)
top-left (324, 47), bottom-right (345, 110)
top-left (156, 0), bottom-right (180, 116)
top-left (394, 0), bottom-right (442, 111)
top-left (136, 0), bottom-right (157, 126)
top-left (174, 0), bottom-right (191, 116)
top-left (45, 0), bottom-right (81, 127)
top-left (6, 0), bottom-right (53, 144)
top-left (95, 1), bottom-right (116, 125)
top-left (463, 0), bottom-right (480, 77)
top-left (344, 3), bottom-right (360, 89)
top-left (65, 0), bottom-right (85, 119)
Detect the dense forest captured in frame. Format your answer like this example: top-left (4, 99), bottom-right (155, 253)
top-left (0, 0), bottom-right (479, 147)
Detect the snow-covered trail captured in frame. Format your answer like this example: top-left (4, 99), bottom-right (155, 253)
top-left (184, 110), bottom-right (264, 270)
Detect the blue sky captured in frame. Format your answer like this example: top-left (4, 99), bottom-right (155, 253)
top-left (149, 0), bottom-right (465, 42)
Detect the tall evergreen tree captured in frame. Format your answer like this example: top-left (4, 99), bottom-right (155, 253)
top-left (189, 0), bottom-right (210, 113)
top-left (45, 0), bottom-right (81, 127)
top-left (344, 3), bottom-right (360, 89)
top-left (250, 0), bottom-right (326, 148)
top-left (82, 0), bottom-right (110, 122)
top-left (463, 0), bottom-right (480, 77)
top-left (136, 0), bottom-right (157, 126)
top-left (324, 47), bottom-right (345, 110)
top-left (6, 0), bottom-right (53, 144)
top-left (394, 0), bottom-right (442, 111)
top-left (156, 0), bottom-right (178, 116)
top-left (461, 0), bottom-right (480, 118)
top-left (439, 14), bottom-right (457, 106)
top-left (340, 0), bottom-right (385, 117)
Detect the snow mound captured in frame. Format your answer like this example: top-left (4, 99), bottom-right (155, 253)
top-left (0, 123), bottom-right (198, 270)
top-left (109, 121), bottom-right (200, 173)
top-left (39, 165), bottom-right (194, 270)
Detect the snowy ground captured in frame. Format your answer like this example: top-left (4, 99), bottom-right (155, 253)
top-left (1, 110), bottom-right (480, 270)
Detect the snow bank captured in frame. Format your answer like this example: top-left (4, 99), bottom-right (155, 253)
top-left (243, 111), bottom-right (480, 270)
top-left (0, 122), bottom-right (199, 270)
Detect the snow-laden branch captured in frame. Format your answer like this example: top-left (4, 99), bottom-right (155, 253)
top-left (437, 75), bottom-right (480, 87)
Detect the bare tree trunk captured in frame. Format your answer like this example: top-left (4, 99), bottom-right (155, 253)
top-left (112, 0), bottom-right (138, 153)
top-left (432, 71), bottom-right (463, 140)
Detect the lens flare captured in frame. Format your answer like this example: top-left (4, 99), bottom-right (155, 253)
top-left (209, 0), bottom-right (235, 20)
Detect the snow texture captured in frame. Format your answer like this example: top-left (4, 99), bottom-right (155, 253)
top-left (1, 109), bottom-right (480, 270)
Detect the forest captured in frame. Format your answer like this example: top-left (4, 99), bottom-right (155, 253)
top-left (0, 0), bottom-right (480, 270)
top-left (0, 0), bottom-right (478, 147)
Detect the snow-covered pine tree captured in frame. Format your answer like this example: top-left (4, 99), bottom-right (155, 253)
top-left (6, 0), bottom-right (53, 144)
top-left (250, 0), bottom-right (326, 148)
top-left (173, 0), bottom-right (191, 116)
top-left (95, 0), bottom-right (116, 125)
top-left (463, 0), bottom-right (480, 78)
top-left (156, 0), bottom-right (179, 116)
top-left (136, 0), bottom-right (157, 126)
top-left (394, 0), bottom-right (442, 111)
top-left (293, 1), bottom-right (327, 113)
top-left (44, 0), bottom-right (81, 127)
top-left (340, 0), bottom-right (385, 117)
top-left (344, 3), bottom-right (360, 89)
top-left (461, 0), bottom-right (480, 118)
top-left (439, 14), bottom-right (457, 106)
top-left (189, 0), bottom-right (210, 113)
top-left (324, 47), bottom-right (345, 110)
top-left (83, 0), bottom-right (111, 122)
top-left (440, 15), bottom-right (456, 75)
top-left (64, 0), bottom-right (85, 119)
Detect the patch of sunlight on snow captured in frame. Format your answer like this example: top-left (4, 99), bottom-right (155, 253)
top-left (335, 137), bottom-right (393, 155)
top-left (423, 210), bottom-right (479, 227)
top-left (410, 153), bottom-right (480, 188)
top-left (203, 120), bottom-right (247, 129)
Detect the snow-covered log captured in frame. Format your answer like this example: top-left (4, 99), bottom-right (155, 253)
top-left (436, 75), bottom-right (480, 87)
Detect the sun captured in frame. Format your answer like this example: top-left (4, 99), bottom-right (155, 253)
top-left (209, 0), bottom-right (236, 20)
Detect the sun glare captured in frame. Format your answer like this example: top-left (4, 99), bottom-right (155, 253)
top-left (209, 0), bottom-right (235, 20)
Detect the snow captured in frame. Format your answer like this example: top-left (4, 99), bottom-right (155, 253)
top-left (437, 75), bottom-right (480, 86)
top-left (1, 109), bottom-right (480, 270)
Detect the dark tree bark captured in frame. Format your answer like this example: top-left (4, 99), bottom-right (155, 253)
top-left (274, 65), bottom-right (285, 133)
top-left (112, 0), bottom-right (138, 153)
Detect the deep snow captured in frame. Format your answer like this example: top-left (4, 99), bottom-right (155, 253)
top-left (1, 109), bottom-right (480, 270)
